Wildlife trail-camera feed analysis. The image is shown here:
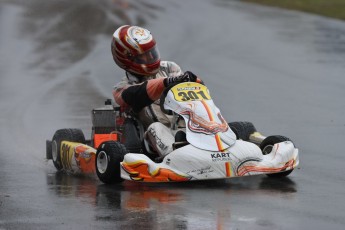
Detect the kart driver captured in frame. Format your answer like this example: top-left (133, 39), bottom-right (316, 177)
top-left (111, 25), bottom-right (201, 157)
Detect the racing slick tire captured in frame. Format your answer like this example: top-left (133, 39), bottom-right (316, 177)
top-left (46, 140), bottom-right (52, 160)
top-left (51, 129), bottom-right (86, 171)
top-left (228, 121), bottom-right (257, 141)
top-left (96, 141), bottom-right (127, 184)
top-left (260, 135), bottom-right (293, 178)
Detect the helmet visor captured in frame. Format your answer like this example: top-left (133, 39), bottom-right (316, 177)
top-left (132, 45), bottom-right (160, 64)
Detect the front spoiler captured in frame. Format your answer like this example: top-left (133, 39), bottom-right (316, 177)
top-left (120, 141), bottom-right (299, 183)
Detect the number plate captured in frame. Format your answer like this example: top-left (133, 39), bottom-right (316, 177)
top-left (171, 82), bottom-right (211, 102)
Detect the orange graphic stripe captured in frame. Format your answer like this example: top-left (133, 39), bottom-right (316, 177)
top-left (237, 159), bottom-right (295, 176)
top-left (215, 134), bottom-right (224, 151)
top-left (122, 162), bottom-right (190, 182)
top-left (201, 100), bottom-right (224, 151)
top-left (225, 162), bottom-right (231, 177)
top-left (201, 100), bottom-right (214, 120)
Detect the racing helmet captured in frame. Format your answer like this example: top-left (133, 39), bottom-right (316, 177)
top-left (111, 25), bottom-right (161, 76)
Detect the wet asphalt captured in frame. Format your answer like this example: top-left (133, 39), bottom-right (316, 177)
top-left (1, 0), bottom-right (345, 229)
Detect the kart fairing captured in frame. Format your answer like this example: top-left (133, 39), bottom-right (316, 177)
top-left (121, 140), bottom-right (299, 182)
top-left (164, 82), bottom-right (236, 151)
top-left (120, 83), bottom-right (299, 182)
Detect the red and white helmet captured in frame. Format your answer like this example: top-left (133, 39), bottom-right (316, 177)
top-left (111, 25), bottom-right (161, 76)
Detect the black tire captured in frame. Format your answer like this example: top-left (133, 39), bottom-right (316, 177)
top-left (96, 141), bottom-right (127, 184)
top-left (260, 135), bottom-right (293, 178)
top-left (228, 121), bottom-right (257, 141)
top-left (46, 140), bottom-right (52, 160)
top-left (51, 129), bottom-right (85, 171)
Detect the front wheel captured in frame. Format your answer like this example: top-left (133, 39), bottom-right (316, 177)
top-left (228, 121), bottom-right (257, 141)
top-left (260, 135), bottom-right (293, 178)
top-left (96, 141), bottom-right (127, 184)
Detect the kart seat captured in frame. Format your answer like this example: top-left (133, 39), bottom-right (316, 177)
top-left (173, 130), bottom-right (189, 150)
top-left (122, 118), bottom-right (143, 153)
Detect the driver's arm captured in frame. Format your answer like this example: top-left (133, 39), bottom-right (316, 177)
top-left (113, 78), bottom-right (165, 113)
top-left (113, 71), bottom-right (201, 113)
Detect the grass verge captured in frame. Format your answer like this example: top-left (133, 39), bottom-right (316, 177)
top-left (241, 0), bottom-right (345, 21)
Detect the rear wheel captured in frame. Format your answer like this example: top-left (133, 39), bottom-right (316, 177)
top-left (51, 129), bottom-right (85, 171)
top-left (96, 141), bottom-right (127, 184)
top-left (260, 135), bottom-right (293, 178)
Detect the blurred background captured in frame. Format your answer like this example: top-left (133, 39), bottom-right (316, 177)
top-left (1, 0), bottom-right (345, 229)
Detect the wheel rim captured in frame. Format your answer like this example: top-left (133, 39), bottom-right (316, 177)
top-left (52, 140), bottom-right (58, 162)
top-left (97, 151), bottom-right (108, 174)
top-left (262, 145), bottom-right (273, 155)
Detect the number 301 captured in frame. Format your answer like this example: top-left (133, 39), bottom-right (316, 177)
top-left (177, 90), bottom-right (209, 101)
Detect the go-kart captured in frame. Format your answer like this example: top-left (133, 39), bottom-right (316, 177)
top-left (46, 82), bottom-right (299, 184)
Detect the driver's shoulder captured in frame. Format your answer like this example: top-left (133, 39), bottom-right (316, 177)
top-left (113, 76), bottom-right (130, 90)
top-left (160, 61), bottom-right (183, 77)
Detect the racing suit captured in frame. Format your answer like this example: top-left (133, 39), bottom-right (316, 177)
top-left (113, 61), bottom-right (183, 156)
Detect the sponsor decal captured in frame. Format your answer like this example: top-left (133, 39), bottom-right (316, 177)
top-left (211, 152), bottom-right (232, 162)
top-left (59, 142), bottom-right (95, 173)
top-left (186, 166), bottom-right (214, 176)
top-left (134, 28), bottom-right (146, 36)
top-left (75, 145), bottom-right (92, 161)
top-left (148, 127), bottom-right (167, 151)
top-left (130, 27), bottom-right (150, 43)
top-left (61, 143), bottom-right (73, 170)
top-left (171, 82), bottom-right (211, 102)
top-left (177, 86), bottom-right (201, 91)
top-left (74, 145), bottom-right (94, 171)
top-left (79, 152), bottom-right (91, 159)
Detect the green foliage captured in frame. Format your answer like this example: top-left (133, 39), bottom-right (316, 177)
top-left (242, 0), bottom-right (345, 20)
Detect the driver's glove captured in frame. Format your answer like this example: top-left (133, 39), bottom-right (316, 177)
top-left (163, 71), bottom-right (198, 87)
